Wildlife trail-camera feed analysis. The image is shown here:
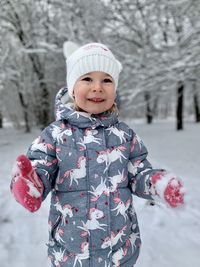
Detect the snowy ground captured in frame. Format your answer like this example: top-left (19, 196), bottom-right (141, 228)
top-left (0, 120), bottom-right (199, 267)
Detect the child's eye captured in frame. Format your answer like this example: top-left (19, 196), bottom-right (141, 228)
top-left (104, 78), bottom-right (113, 83)
top-left (82, 77), bottom-right (92, 82)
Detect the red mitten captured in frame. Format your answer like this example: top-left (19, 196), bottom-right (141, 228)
top-left (151, 172), bottom-right (185, 208)
top-left (11, 155), bottom-right (44, 212)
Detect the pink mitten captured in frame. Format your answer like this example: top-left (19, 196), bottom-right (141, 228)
top-left (11, 155), bottom-right (44, 212)
top-left (151, 172), bottom-right (185, 208)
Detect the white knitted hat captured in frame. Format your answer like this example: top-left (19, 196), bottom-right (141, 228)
top-left (63, 42), bottom-right (122, 98)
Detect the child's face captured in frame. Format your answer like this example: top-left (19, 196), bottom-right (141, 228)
top-left (73, 71), bottom-right (116, 114)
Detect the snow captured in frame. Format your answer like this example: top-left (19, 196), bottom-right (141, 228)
top-left (127, 120), bottom-right (200, 267)
top-left (0, 120), bottom-right (200, 267)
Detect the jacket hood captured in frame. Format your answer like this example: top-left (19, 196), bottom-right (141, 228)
top-left (54, 87), bottom-right (119, 128)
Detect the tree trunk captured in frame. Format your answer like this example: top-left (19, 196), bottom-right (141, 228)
top-left (194, 94), bottom-right (200, 122)
top-left (144, 91), bottom-right (153, 124)
top-left (0, 112), bottom-right (3, 128)
top-left (176, 81), bottom-right (184, 130)
top-left (193, 83), bottom-right (200, 123)
top-left (18, 92), bottom-right (31, 133)
top-left (39, 84), bottom-right (50, 129)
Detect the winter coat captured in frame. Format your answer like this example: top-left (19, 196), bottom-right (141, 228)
top-left (27, 87), bottom-right (160, 267)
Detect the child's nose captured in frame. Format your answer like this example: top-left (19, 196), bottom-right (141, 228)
top-left (92, 81), bottom-right (103, 92)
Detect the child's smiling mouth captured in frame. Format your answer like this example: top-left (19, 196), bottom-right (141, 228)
top-left (88, 98), bottom-right (105, 103)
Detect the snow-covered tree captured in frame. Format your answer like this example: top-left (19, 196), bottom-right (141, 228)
top-left (0, 0), bottom-right (50, 128)
top-left (104, 0), bottom-right (200, 129)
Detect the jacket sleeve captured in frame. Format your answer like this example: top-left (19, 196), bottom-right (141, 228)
top-left (26, 124), bottom-right (58, 200)
top-left (128, 130), bottom-right (165, 200)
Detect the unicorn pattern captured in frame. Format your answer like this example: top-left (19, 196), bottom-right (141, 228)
top-left (109, 169), bottom-right (126, 192)
top-left (73, 241), bottom-right (89, 267)
top-left (62, 156), bottom-right (86, 186)
top-left (51, 248), bottom-right (68, 267)
top-left (51, 124), bottom-right (72, 144)
top-left (77, 128), bottom-right (101, 150)
top-left (101, 225), bottom-right (127, 249)
top-left (54, 199), bottom-right (74, 225)
top-left (78, 208), bottom-right (107, 235)
top-left (106, 126), bottom-right (130, 143)
top-left (96, 146), bottom-right (127, 173)
top-left (89, 177), bottom-right (110, 202)
top-left (30, 137), bottom-right (54, 153)
top-left (111, 197), bottom-right (131, 221)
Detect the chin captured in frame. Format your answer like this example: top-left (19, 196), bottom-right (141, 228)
top-left (77, 103), bottom-right (113, 114)
top-left (89, 110), bottom-right (105, 114)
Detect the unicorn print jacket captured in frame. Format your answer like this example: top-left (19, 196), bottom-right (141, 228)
top-left (27, 87), bottom-right (161, 267)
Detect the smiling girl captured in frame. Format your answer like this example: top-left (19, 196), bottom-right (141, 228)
top-left (11, 42), bottom-right (184, 267)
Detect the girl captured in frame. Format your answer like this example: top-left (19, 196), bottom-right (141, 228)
top-left (11, 42), bottom-right (184, 267)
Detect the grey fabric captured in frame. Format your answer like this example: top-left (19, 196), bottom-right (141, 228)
top-left (27, 87), bottom-right (162, 267)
